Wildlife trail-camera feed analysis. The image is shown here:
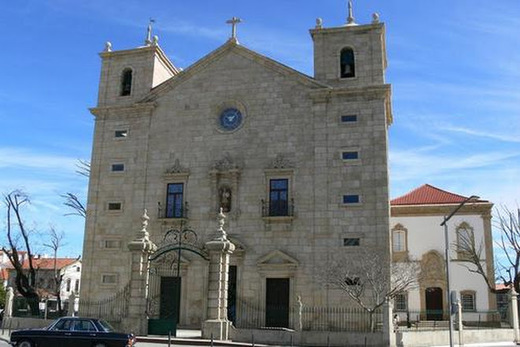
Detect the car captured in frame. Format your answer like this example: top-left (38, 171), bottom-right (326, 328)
top-left (10, 316), bottom-right (136, 347)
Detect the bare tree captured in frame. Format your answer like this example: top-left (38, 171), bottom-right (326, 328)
top-left (62, 159), bottom-right (89, 218)
top-left (1, 190), bottom-right (40, 314)
top-left (43, 226), bottom-right (66, 315)
top-left (457, 206), bottom-right (520, 293)
top-left (75, 159), bottom-right (90, 178)
top-left (61, 193), bottom-right (86, 218)
top-left (322, 248), bottom-right (420, 332)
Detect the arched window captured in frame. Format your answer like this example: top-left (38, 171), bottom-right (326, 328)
top-left (340, 47), bottom-right (355, 78)
top-left (120, 68), bottom-right (133, 96)
top-left (392, 224), bottom-right (407, 253)
top-left (456, 222), bottom-right (474, 260)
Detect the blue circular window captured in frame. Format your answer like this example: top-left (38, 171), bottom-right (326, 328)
top-left (219, 108), bottom-right (243, 131)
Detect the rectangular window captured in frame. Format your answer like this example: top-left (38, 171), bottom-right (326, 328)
top-left (394, 293), bottom-right (407, 311)
top-left (66, 279), bottom-right (71, 292)
top-left (341, 115), bottom-right (358, 123)
top-left (461, 293), bottom-right (476, 311)
top-left (166, 183), bottom-right (184, 218)
top-left (343, 238), bottom-right (360, 246)
top-left (102, 240), bottom-right (121, 249)
top-left (101, 274), bottom-right (117, 284)
top-left (111, 163), bottom-right (125, 172)
top-left (74, 280), bottom-right (79, 292)
top-left (114, 130), bottom-right (128, 138)
top-left (107, 202), bottom-right (122, 211)
top-left (342, 151), bottom-right (359, 160)
top-left (393, 230), bottom-right (406, 252)
top-left (343, 195), bottom-right (360, 204)
top-left (269, 179), bottom-right (289, 216)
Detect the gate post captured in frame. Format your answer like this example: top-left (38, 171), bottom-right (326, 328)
top-left (127, 209), bottom-right (157, 335)
top-left (202, 209), bottom-right (235, 340)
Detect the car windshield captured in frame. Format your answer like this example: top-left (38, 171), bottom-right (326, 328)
top-left (97, 319), bottom-right (115, 332)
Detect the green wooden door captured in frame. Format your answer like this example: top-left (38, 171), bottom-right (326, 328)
top-left (265, 278), bottom-right (290, 328)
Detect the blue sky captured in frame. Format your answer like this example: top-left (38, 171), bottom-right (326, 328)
top-left (0, 1), bottom-right (519, 260)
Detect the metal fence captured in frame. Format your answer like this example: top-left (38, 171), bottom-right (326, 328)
top-left (234, 299), bottom-right (382, 333)
top-left (394, 310), bottom-right (505, 330)
top-left (78, 283), bottom-right (130, 329)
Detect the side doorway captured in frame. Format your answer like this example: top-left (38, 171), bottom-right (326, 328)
top-left (265, 278), bottom-right (290, 328)
top-left (425, 287), bottom-right (443, 320)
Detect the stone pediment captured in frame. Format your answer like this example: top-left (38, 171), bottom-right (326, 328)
top-left (257, 250), bottom-right (298, 275)
top-left (140, 40), bottom-right (330, 103)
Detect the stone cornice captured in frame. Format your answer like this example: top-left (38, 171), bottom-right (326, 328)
top-left (391, 202), bottom-right (493, 217)
top-left (89, 102), bottom-right (156, 119)
top-left (99, 45), bottom-right (180, 75)
top-left (309, 22), bottom-right (384, 38)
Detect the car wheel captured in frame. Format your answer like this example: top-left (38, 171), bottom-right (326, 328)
top-left (18, 340), bottom-right (33, 347)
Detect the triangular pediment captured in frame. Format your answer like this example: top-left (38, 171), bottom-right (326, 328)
top-left (257, 250), bottom-right (298, 266)
top-left (140, 39), bottom-right (329, 103)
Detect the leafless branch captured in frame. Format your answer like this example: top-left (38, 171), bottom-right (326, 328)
top-left (61, 192), bottom-right (86, 218)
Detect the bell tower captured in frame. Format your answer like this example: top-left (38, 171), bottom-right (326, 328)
top-left (96, 21), bottom-right (180, 107)
top-left (310, 2), bottom-right (388, 88)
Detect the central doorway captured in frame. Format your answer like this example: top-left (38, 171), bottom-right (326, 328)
top-left (265, 278), bottom-right (290, 328)
top-left (160, 277), bottom-right (181, 324)
top-left (425, 287), bottom-right (443, 320)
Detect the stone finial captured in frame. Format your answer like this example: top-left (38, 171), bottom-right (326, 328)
top-left (141, 209), bottom-right (150, 239)
top-left (216, 207), bottom-right (228, 241)
top-left (104, 41), bottom-right (112, 52)
top-left (315, 18), bottom-right (323, 29)
top-left (145, 18), bottom-right (155, 46)
top-left (346, 0), bottom-right (357, 26)
top-left (128, 209), bottom-right (157, 253)
top-left (372, 13), bottom-right (380, 24)
top-left (152, 35), bottom-right (159, 46)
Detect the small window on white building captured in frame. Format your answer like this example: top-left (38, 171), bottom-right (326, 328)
top-left (66, 278), bottom-right (71, 292)
top-left (461, 291), bottom-right (476, 312)
top-left (74, 279), bottom-right (80, 293)
top-left (394, 293), bottom-right (408, 311)
top-left (392, 224), bottom-right (408, 254)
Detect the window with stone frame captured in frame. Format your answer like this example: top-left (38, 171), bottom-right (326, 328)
top-left (461, 291), bottom-right (476, 312)
top-left (394, 292), bottom-right (408, 312)
top-left (456, 222), bottom-right (475, 260)
top-left (165, 183), bottom-right (185, 218)
top-left (268, 178), bottom-right (289, 216)
top-left (392, 227), bottom-right (407, 253)
top-left (340, 47), bottom-right (355, 78)
top-left (101, 274), bottom-right (117, 285)
top-left (120, 68), bottom-right (133, 96)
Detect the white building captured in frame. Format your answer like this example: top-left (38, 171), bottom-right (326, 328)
top-left (390, 184), bottom-right (496, 323)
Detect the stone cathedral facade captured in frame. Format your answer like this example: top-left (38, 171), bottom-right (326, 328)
top-left (81, 8), bottom-right (393, 340)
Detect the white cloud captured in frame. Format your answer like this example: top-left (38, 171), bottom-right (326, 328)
top-left (0, 147), bottom-right (78, 171)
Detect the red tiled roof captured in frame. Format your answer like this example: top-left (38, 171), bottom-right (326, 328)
top-left (6, 257), bottom-right (77, 270)
top-left (391, 184), bottom-right (487, 206)
top-left (495, 283), bottom-right (512, 291)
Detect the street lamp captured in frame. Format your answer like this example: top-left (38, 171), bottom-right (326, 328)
top-left (440, 195), bottom-right (479, 347)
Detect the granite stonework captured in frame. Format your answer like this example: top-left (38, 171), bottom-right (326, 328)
top-left (81, 16), bottom-right (393, 342)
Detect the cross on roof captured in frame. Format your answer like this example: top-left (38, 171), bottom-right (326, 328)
top-left (226, 17), bottom-right (242, 39)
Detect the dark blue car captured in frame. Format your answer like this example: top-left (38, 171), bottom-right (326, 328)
top-left (10, 317), bottom-right (136, 347)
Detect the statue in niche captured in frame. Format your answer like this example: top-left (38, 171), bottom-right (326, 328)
top-left (219, 186), bottom-right (232, 212)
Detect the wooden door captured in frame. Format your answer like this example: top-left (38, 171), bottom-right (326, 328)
top-left (265, 278), bottom-right (290, 328)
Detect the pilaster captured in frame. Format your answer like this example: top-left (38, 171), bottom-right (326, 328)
top-left (126, 210), bottom-right (157, 335)
top-left (202, 209), bottom-right (235, 340)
